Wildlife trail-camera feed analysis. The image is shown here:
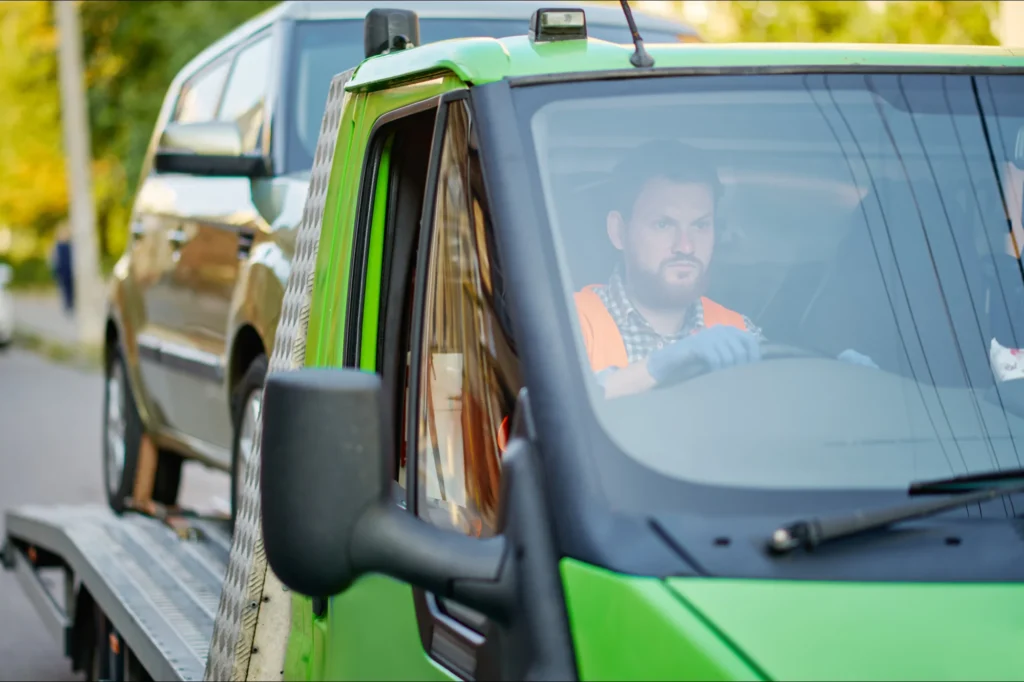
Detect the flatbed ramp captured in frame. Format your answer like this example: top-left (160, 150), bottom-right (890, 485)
top-left (3, 504), bottom-right (231, 681)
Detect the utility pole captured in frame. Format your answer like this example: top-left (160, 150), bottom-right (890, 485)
top-left (1000, 0), bottom-right (1024, 46)
top-left (54, 0), bottom-right (105, 346)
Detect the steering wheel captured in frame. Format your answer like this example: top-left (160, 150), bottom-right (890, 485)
top-left (654, 341), bottom-right (830, 388)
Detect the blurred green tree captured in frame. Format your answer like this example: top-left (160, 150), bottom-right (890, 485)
top-left (0, 2), bottom-right (68, 235)
top-left (701, 1), bottom-right (999, 44)
top-left (0, 0), bottom-right (275, 266)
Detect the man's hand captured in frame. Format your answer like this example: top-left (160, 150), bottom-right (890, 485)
top-left (647, 325), bottom-right (762, 384)
top-left (837, 348), bottom-right (878, 369)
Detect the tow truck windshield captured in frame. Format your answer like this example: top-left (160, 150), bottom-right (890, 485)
top-left (520, 72), bottom-right (1024, 499)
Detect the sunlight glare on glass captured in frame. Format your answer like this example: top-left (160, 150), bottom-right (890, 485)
top-left (681, 1), bottom-right (710, 24)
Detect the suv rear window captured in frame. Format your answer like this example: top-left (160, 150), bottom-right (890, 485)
top-left (284, 17), bottom-right (691, 173)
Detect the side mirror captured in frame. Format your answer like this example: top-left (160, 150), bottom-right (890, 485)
top-left (260, 368), bottom-right (511, 618)
top-left (364, 8), bottom-right (420, 59)
top-left (153, 121), bottom-right (268, 177)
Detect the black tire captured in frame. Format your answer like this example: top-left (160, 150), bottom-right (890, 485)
top-left (103, 347), bottom-right (141, 513)
top-left (230, 354), bottom-right (267, 531)
top-left (103, 345), bottom-right (182, 513)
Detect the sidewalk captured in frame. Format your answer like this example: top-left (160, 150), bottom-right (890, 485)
top-left (11, 291), bottom-right (80, 347)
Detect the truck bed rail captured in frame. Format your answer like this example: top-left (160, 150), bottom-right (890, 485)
top-left (3, 504), bottom-right (231, 682)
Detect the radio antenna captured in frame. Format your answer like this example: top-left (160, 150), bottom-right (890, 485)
top-left (619, 0), bottom-right (654, 68)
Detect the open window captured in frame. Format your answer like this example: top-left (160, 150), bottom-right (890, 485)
top-left (405, 93), bottom-right (521, 680)
top-left (342, 99), bottom-right (439, 497)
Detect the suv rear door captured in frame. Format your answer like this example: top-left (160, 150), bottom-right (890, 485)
top-left (166, 30), bottom-right (275, 453)
top-left (134, 50), bottom-right (235, 446)
top-left (135, 28), bottom-right (276, 457)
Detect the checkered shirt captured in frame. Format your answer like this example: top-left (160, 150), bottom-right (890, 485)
top-left (593, 267), bottom-right (763, 365)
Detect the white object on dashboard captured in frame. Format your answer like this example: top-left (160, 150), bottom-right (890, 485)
top-left (990, 337), bottom-right (1024, 383)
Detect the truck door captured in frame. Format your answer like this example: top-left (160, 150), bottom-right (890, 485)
top-left (307, 91), bottom-right (522, 681)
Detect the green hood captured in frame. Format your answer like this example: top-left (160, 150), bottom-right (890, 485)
top-left (561, 559), bottom-right (1024, 681)
top-left (667, 577), bottom-right (1024, 681)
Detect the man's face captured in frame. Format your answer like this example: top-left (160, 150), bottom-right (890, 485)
top-left (608, 176), bottom-right (715, 308)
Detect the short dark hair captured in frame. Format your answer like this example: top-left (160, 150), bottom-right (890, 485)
top-left (610, 139), bottom-right (723, 220)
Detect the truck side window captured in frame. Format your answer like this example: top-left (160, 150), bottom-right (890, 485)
top-left (174, 58), bottom-right (231, 124)
top-left (413, 100), bottom-right (521, 538)
top-left (217, 35), bottom-right (273, 152)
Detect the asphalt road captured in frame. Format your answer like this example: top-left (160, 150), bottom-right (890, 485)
top-left (0, 347), bottom-right (230, 681)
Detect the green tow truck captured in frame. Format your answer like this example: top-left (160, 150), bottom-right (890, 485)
top-left (6, 4), bottom-right (1024, 681)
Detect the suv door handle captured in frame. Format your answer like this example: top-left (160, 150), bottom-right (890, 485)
top-left (237, 229), bottom-right (255, 260)
top-left (167, 229), bottom-right (188, 247)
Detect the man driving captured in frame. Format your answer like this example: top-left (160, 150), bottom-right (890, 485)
top-left (574, 139), bottom-right (875, 399)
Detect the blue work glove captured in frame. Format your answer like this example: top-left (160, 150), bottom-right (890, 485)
top-left (837, 348), bottom-right (878, 369)
top-left (647, 325), bottom-right (761, 384)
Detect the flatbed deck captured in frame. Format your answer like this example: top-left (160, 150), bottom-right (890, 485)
top-left (2, 504), bottom-right (231, 681)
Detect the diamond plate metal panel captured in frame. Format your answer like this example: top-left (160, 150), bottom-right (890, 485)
top-left (204, 69), bottom-right (355, 682)
top-left (5, 504), bottom-right (231, 682)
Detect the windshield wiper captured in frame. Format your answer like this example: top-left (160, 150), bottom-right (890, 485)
top-left (907, 466), bottom-right (1024, 495)
top-left (767, 471), bottom-right (1024, 555)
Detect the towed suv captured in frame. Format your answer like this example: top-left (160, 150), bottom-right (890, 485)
top-left (102, 0), bottom-right (699, 524)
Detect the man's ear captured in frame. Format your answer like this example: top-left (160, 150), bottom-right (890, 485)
top-left (607, 210), bottom-right (626, 251)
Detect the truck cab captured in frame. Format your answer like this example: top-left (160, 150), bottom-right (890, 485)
top-left (258, 7), bottom-right (1024, 681)
top-left (9, 5), bottom-right (1023, 682)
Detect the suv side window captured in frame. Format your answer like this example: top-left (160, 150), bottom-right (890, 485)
top-left (217, 35), bottom-right (273, 152)
top-left (174, 58), bottom-right (232, 123)
top-left (413, 99), bottom-right (521, 539)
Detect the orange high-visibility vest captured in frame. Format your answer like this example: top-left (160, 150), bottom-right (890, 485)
top-left (573, 285), bottom-right (748, 373)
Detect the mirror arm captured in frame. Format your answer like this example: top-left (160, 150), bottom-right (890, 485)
top-left (353, 503), bottom-right (513, 621)
top-left (449, 550), bottom-right (517, 627)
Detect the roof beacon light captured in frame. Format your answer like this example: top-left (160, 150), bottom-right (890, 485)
top-left (619, 0), bottom-right (655, 68)
top-left (364, 8), bottom-right (420, 59)
top-left (529, 8), bottom-right (588, 43)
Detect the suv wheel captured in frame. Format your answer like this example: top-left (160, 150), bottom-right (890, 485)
top-left (103, 346), bottom-right (182, 513)
top-left (230, 354), bottom-right (267, 531)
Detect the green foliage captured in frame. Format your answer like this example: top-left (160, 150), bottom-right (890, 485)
top-left (0, 0), bottom-right (276, 261)
top-left (0, 255), bottom-right (55, 290)
top-left (712, 1), bottom-right (999, 45)
top-left (0, 2), bottom-right (67, 234)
